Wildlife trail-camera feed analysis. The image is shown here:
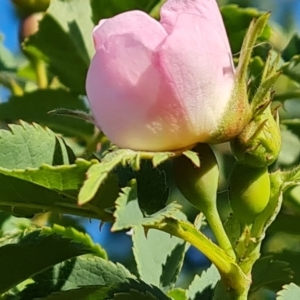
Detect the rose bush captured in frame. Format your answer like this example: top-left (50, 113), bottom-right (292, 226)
top-left (86, 0), bottom-right (248, 151)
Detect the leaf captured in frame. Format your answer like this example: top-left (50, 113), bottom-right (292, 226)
top-left (251, 255), bottom-right (293, 292)
top-left (277, 283), bottom-right (300, 300)
top-left (91, 0), bottom-right (160, 24)
top-left (282, 34), bottom-right (300, 61)
top-left (132, 224), bottom-right (185, 289)
top-left (0, 37), bottom-right (17, 71)
top-left (0, 121), bottom-right (74, 169)
top-left (221, 5), bottom-right (271, 55)
top-left (0, 160), bottom-right (117, 220)
top-left (187, 264), bottom-right (220, 300)
top-left (0, 89), bottom-right (94, 140)
top-left (168, 288), bottom-right (187, 300)
top-left (79, 149), bottom-right (176, 205)
top-left (36, 279), bottom-right (171, 300)
top-left (266, 251), bottom-right (300, 288)
top-left (19, 255), bottom-right (133, 299)
top-left (280, 55), bottom-right (300, 84)
top-left (112, 183), bottom-right (181, 231)
top-left (182, 150), bottom-right (200, 167)
top-left (136, 160), bottom-right (169, 215)
top-left (0, 226), bottom-right (100, 294)
top-left (24, 0), bottom-right (94, 94)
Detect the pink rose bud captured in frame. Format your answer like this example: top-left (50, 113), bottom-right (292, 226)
top-left (86, 0), bottom-right (249, 151)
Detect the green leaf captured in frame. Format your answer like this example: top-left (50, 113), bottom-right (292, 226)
top-left (182, 150), bottom-right (200, 167)
top-left (30, 286), bottom-right (111, 300)
top-left (0, 159), bottom-right (116, 220)
top-left (36, 279), bottom-right (171, 300)
top-left (251, 255), bottom-right (293, 292)
top-left (282, 34), bottom-right (300, 61)
top-left (0, 121), bottom-right (73, 169)
top-left (277, 283), bottom-right (300, 300)
top-left (79, 149), bottom-right (176, 205)
top-left (19, 255), bottom-right (133, 299)
top-left (112, 183), bottom-right (181, 231)
top-left (0, 89), bottom-right (94, 140)
top-left (187, 264), bottom-right (220, 300)
top-left (91, 0), bottom-right (160, 24)
top-left (136, 160), bottom-right (169, 215)
top-left (0, 226), bottom-right (99, 294)
top-left (0, 37), bottom-right (17, 71)
top-left (280, 55), bottom-right (300, 84)
top-left (167, 288), bottom-right (187, 300)
top-left (132, 224), bottom-right (185, 289)
top-left (24, 0), bottom-right (94, 94)
top-left (221, 5), bottom-right (271, 55)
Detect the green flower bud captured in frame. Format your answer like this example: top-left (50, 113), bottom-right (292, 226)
top-left (173, 144), bottom-right (219, 213)
top-left (229, 164), bottom-right (270, 224)
top-left (230, 105), bottom-right (281, 167)
top-left (12, 0), bottom-right (49, 14)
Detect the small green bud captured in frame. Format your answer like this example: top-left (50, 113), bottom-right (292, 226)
top-left (173, 144), bottom-right (219, 213)
top-left (12, 0), bottom-right (50, 14)
top-left (229, 164), bottom-right (270, 224)
top-left (230, 105), bottom-right (281, 167)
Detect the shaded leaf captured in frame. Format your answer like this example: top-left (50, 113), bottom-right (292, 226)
top-left (187, 264), bottom-right (220, 300)
top-left (91, 0), bottom-right (159, 24)
top-left (112, 183), bottom-right (181, 231)
top-left (79, 149), bottom-right (177, 205)
top-left (280, 55), bottom-right (300, 84)
top-left (282, 34), bottom-right (300, 61)
top-left (0, 226), bottom-right (99, 294)
top-left (24, 0), bottom-right (94, 94)
top-left (19, 255), bottom-right (132, 299)
top-left (0, 89), bottom-right (94, 140)
top-left (277, 283), bottom-right (300, 300)
top-left (132, 224), bottom-right (185, 289)
top-left (251, 255), bottom-right (293, 292)
top-left (136, 160), bottom-right (169, 215)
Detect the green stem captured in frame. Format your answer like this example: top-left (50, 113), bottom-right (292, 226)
top-left (146, 217), bottom-right (250, 294)
top-left (33, 58), bottom-right (48, 89)
top-left (206, 206), bottom-right (236, 260)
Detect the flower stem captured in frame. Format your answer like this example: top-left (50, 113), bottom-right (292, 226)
top-left (206, 206), bottom-right (236, 260)
top-left (146, 217), bottom-right (250, 294)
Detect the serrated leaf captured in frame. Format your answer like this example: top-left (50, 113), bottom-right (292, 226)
top-left (221, 5), bottom-right (271, 55)
top-left (112, 184), bottom-right (181, 231)
top-left (136, 160), bottom-right (169, 215)
top-left (0, 226), bottom-right (98, 294)
top-left (277, 283), bottom-right (300, 300)
top-left (132, 224), bottom-right (185, 289)
top-left (187, 264), bottom-right (220, 300)
top-left (79, 149), bottom-right (176, 205)
top-left (91, 0), bottom-right (159, 24)
top-left (0, 89), bottom-right (94, 140)
top-left (168, 288), bottom-right (187, 300)
top-left (24, 0), bottom-right (94, 94)
top-left (19, 255), bottom-right (133, 299)
top-left (0, 121), bottom-right (73, 169)
top-left (280, 55), bottom-right (300, 84)
top-left (0, 159), bottom-right (116, 220)
top-left (251, 255), bottom-right (293, 292)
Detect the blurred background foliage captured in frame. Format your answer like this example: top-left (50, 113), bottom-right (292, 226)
top-left (0, 0), bottom-right (300, 298)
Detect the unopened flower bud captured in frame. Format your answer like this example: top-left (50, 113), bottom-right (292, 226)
top-left (230, 104), bottom-right (281, 167)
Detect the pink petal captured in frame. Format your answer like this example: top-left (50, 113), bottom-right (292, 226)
top-left (157, 12), bottom-right (235, 138)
